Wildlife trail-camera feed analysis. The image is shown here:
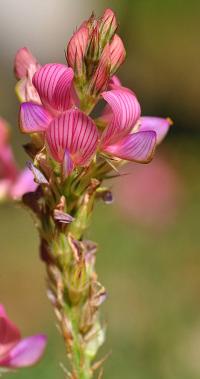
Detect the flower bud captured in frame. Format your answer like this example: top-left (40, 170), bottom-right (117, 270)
top-left (89, 43), bottom-right (111, 95)
top-left (86, 25), bottom-right (100, 63)
top-left (66, 24), bottom-right (89, 77)
top-left (110, 34), bottom-right (126, 75)
top-left (99, 8), bottom-right (118, 46)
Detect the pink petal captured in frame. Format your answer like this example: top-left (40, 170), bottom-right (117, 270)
top-left (0, 306), bottom-right (21, 358)
top-left (0, 335), bottom-right (47, 368)
top-left (104, 130), bottom-right (156, 163)
top-left (46, 109), bottom-right (98, 166)
top-left (110, 34), bottom-right (126, 75)
top-left (33, 64), bottom-right (74, 113)
top-left (0, 305), bottom-right (6, 318)
top-left (108, 75), bottom-right (122, 90)
top-left (89, 44), bottom-right (111, 95)
top-left (62, 149), bottom-right (74, 177)
top-left (15, 66), bottom-right (41, 104)
top-left (139, 116), bottom-right (172, 144)
top-left (100, 88), bottom-right (141, 147)
top-left (14, 47), bottom-right (39, 80)
top-left (19, 102), bottom-right (52, 133)
top-left (66, 25), bottom-right (89, 75)
top-left (10, 168), bottom-right (37, 200)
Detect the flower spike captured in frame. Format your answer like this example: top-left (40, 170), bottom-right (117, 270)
top-left (13, 8), bottom-right (171, 379)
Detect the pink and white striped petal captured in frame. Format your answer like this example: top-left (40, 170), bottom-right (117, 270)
top-left (33, 64), bottom-right (74, 113)
top-left (0, 335), bottom-right (47, 368)
top-left (19, 102), bottom-right (52, 133)
top-left (103, 130), bottom-right (156, 163)
top-left (139, 116), bottom-right (172, 144)
top-left (46, 109), bottom-right (99, 166)
top-left (100, 88), bottom-right (141, 147)
top-left (14, 47), bottom-right (40, 80)
top-left (110, 34), bottom-right (126, 75)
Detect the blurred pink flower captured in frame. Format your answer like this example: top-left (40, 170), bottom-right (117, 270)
top-left (113, 155), bottom-right (182, 228)
top-left (0, 304), bottom-right (47, 369)
top-left (0, 118), bottom-right (37, 200)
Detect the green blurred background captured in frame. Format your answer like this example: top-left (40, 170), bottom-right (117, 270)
top-left (1, 0), bottom-right (200, 378)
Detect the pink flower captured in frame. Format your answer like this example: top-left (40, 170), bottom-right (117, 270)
top-left (98, 77), bottom-right (172, 162)
top-left (16, 21), bottom-right (171, 175)
top-left (99, 87), bottom-right (156, 163)
top-left (0, 304), bottom-right (47, 368)
top-left (19, 63), bottom-right (75, 133)
top-left (18, 66), bottom-right (171, 174)
top-left (19, 63), bottom-right (99, 174)
top-left (0, 118), bottom-right (36, 200)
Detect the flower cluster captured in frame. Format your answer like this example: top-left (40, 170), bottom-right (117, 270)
top-left (0, 304), bottom-right (46, 369)
top-left (15, 8), bottom-right (171, 181)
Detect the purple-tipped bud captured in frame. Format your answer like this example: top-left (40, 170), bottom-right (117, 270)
top-left (110, 34), bottom-right (126, 75)
top-left (27, 161), bottom-right (48, 185)
top-left (99, 8), bottom-right (118, 45)
top-left (54, 209), bottom-right (75, 224)
top-left (66, 25), bottom-right (89, 76)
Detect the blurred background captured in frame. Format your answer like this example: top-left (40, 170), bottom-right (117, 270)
top-left (0, 0), bottom-right (200, 378)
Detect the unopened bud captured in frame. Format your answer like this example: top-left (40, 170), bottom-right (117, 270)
top-left (66, 25), bottom-right (89, 77)
top-left (86, 26), bottom-right (100, 63)
top-left (110, 34), bottom-right (126, 75)
top-left (99, 8), bottom-right (118, 46)
top-left (89, 43), bottom-right (111, 95)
